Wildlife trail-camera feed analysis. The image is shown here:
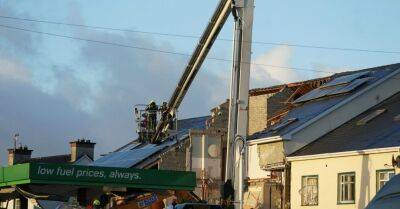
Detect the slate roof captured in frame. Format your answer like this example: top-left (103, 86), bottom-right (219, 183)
top-left (249, 63), bottom-right (400, 140)
top-left (290, 91), bottom-right (400, 156)
top-left (93, 116), bottom-right (210, 168)
top-left (21, 154), bottom-right (71, 164)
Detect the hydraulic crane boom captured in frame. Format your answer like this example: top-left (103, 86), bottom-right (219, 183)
top-left (151, 0), bottom-right (233, 143)
top-left (150, 1), bottom-right (254, 209)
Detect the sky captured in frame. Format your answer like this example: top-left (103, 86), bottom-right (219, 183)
top-left (0, 0), bottom-right (399, 165)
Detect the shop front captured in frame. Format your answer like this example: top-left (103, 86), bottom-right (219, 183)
top-left (0, 163), bottom-right (197, 209)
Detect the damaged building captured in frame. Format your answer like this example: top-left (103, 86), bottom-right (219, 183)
top-left (94, 76), bottom-right (331, 205)
top-left (245, 63), bottom-right (400, 209)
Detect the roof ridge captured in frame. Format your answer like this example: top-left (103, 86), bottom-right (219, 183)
top-left (31, 154), bottom-right (71, 160)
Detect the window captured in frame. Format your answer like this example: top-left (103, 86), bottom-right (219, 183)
top-left (394, 114), bottom-right (400, 122)
top-left (377, 169), bottom-right (395, 191)
top-left (301, 175), bottom-right (318, 206)
top-left (338, 172), bottom-right (355, 204)
top-left (14, 198), bottom-right (21, 209)
top-left (356, 108), bottom-right (386, 125)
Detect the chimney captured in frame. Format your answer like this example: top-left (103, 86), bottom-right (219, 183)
top-left (70, 139), bottom-right (96, 162)
top-left (8, 146), bottom-right (33, 166)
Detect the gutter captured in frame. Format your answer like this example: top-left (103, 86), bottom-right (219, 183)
top-left (287, 146), bottom-right (400, 162)
top-left (247, 136), bottom-right (283, 145)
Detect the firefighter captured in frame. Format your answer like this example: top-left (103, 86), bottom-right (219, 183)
top-left (146, 101), bottom-right (158, 132)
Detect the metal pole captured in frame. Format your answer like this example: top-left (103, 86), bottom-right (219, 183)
top-left (225, 1), bottom-right (254, 209)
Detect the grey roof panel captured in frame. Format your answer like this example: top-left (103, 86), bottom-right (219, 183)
top-left (249, 96), bottom-right (346, 139)
top-left (21, 154), bottom-right (71, 164)
top-left (114, 141), bottom-right (141, 152)
top-left (94, 116), bottom-right (210, 168)
top-left (93, 144), bottom-right (168, 167)
top-left (322, 71), bottom-right (370, 88)
top-left (332, 77), bottom-right (371, 95)
top-left (294, 75), bottom-right (371, 104)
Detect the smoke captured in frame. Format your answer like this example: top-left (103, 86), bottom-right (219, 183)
top-left (0, 57), bottom-right (31, 82)
top-left (250, 45), bottom-right (304, 88)
top-left (0, 3), bottom-right (229, 165)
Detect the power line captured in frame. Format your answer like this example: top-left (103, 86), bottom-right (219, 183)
top-left (0, 23), bottom-right (334, 74)
top-left (1, 15), bottom-right (400, 55)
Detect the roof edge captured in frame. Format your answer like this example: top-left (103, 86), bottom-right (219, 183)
top-left (287, 146), bottom-right (400, 162)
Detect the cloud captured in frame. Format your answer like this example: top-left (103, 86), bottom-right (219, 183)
top-left (0, 4), bottom-right (41, 55)
top-left (0, 57), bottom-right (31, 82)
top-left (251, 45), bottom-right (306, 88)
top-left (310, 62), bottom-right (350, 76)
top-left (0, 75), bottom-right (93, 161)
top-left (0, 4), bottom-right (230, 165)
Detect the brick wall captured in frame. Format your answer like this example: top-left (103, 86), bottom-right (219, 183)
top-left (248, 88), bottom-right (294, 135)
top-left (248, 94), bottom-right (269, 135)
top-left (209, 100), bottom-right (229, 131)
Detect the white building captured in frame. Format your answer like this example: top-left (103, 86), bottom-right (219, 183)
top-left (288, 91), bottom-right (400, 208)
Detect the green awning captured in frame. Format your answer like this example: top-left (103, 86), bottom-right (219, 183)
top-left (0, 163), bottom-right (196, 191)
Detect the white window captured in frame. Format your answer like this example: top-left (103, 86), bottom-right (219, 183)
top-left (377, 170), bottom-right (395, 190)
top-left (15, 198), bottom-right (21, 209)
top-left (338, 172), bottom-right (355, 204)
top-left (301, 175), bottom-right (318, 206)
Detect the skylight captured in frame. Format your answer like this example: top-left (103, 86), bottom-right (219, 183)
top-left (394, 114), bottom-right (400, 122)
top-left (357, 109), bottom-right (386, 125)
top-left (294, 77), bottom-right (371, 103)
top-left (272, 118), bottom-right (298, 132)
top-left (321, 71), bottom-right (370, 88)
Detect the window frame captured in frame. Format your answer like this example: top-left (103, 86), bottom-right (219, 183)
top-left (337, 172), bottom-right (356, 205)
top-left (376, 169), bottom-right (395, 192)
top-left (301, 175), bottom-right (319, 206)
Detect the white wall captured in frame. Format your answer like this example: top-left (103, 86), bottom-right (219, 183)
top-left (290, 150), bottom-right (398, 209)
top-left (247, 144), bottom-right (271, 179)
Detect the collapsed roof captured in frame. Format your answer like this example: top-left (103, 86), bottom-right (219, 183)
top-left (249, 63), bottom-right (400, 141)
top-left (290, 91), bottom-right (400, 156)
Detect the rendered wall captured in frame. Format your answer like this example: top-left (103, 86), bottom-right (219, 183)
top-left (290, 151), bottom-right (398, 209)
top-left (258, 142), bottom-right (285, 168)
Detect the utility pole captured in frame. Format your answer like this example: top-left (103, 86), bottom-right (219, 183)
top-left (225, 0), bottom-right (254, 209)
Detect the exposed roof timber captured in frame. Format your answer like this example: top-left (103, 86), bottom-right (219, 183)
top-left (267, 109), bottom-right (291, 127)
top-left (285, 84), bottom-right (317, 103)
top-left (266, 80), bottom-right (329, 126)
top-left (249, 76), bottom-right (332, 96)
